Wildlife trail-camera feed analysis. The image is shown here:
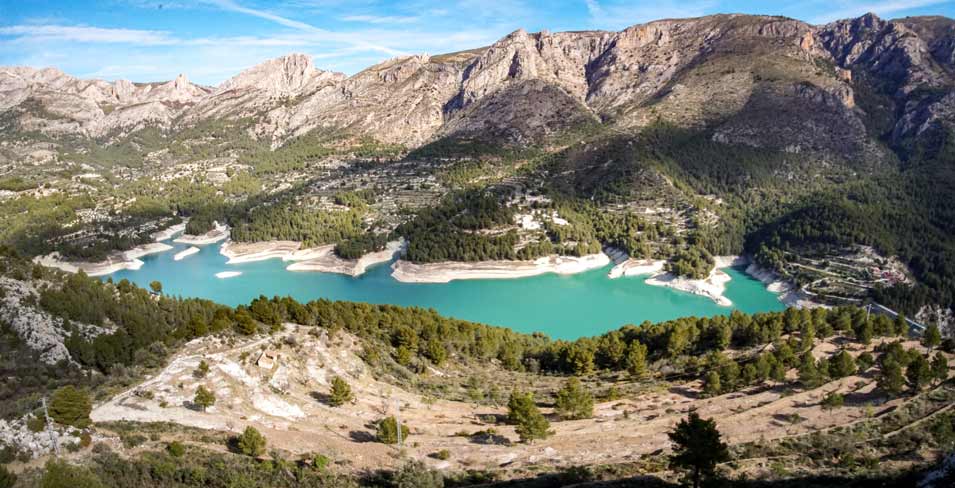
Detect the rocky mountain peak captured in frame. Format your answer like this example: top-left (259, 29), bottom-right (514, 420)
top-left (217, 53), bottom-right (341, 97)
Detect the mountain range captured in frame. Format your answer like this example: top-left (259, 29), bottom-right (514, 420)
top-left (2, 12), bottom-right (953, 161)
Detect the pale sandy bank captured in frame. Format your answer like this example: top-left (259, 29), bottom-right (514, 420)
top-left (174, 223), bottom-right (229, 245)
top-left (151, 222), bottom-right (186, 242)
top-left (220, 239), bottom-right (404, 277)
top-left (286, 240), bottom-right (404, 276)
top-left (173, 246), bottom-right (200, 261)
top-left (644, 268), bottom-right (734, 307)
top-left (215, 271), bottom-right (242, 279)
top-left (390, 253), bottom-right (611, 284)
top-left (35, 242), bottom-right (173, 277)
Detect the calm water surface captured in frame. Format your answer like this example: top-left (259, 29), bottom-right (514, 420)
top-left (107, 241), bottom-right (785, 340)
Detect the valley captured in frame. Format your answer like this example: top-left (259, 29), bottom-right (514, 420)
top-left (1, 7), bottom-right (955, 488)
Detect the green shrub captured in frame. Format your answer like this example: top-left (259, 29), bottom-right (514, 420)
top-left (49, 386), bottom-right (92, 428)
top-left (554, 377), bottom-right (594, 420)
top-left (376, 416), bottom-right (410, 445)
top-left (167, 441), bottom-right (185, 457)
top-left (40, 459), bottom-right (103, 488)
top-left (236, 426), bottom-right (267, 457)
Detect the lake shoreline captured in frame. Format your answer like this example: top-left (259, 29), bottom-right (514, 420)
top-left (389, 253), bottom-right (611, 283)
top-left (220, 239), bottom-right (405, 277)
top-left (34, 242), bottom-right (174, 277)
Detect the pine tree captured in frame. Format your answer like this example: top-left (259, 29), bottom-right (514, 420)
top-left (798, 352), bottom-right (822, 388)
top-left (668, 412), bottom-right (730, 488)
top-left (49, 386), bottom-right (92, 428)
top-left (923, 324), bottom-right (942, 349)
top-left (194, 386), bottom-right (216, 412)
top-left (703, 371), bottom-right (722, 397)
top-left (328, 376), bottom-right (354, 407)
top-left (507, 390), bottom-right (551, 443)
top-left (799, 321), bottom-right (815, 352)
top-left (236, 426), bottom-right (267, 457)
top-left (625, 341), bottom-right (648, 379)
top-left (554, 377), bottom-right (594, 420)
top-left (907, 354), bottom-right (933, 392)
top-left (878, 360), bottom-right (905, 397)
top-left (931, 352), bottom-right (949, 384)
top-left (828, 350), bottom-right (857, 379)
top-left (375, 416), bottom-right (410, 444)
top-left (193, 360), bottom-right (210, 379)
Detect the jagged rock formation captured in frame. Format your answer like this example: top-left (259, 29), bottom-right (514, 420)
top-left (0, 13), bottom-right (952, 159)
top-left (0, 277), bottom-right (108, 364)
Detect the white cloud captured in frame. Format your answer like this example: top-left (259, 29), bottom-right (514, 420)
top-left (340, 15), bottom-right (420, 24)
top-left (0, 24), bottom-right (177, 45)
top-left (583, 0), bottom-right (719, 30)
top-left (808, 0), bottom-right (951, 24)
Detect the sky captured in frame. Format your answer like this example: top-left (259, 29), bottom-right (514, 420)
top-left (1, 0), bottom-right (952, 85)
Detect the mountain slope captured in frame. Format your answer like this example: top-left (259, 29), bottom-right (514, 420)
top-left (1, 13), bottom-right (950, 160)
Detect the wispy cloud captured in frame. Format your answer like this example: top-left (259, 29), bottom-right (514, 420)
top-left (0, 24), bottom-right (177, 45)
top-left (584, 0), bottom-right (718, 30)
top-left (340, 15), bottom-right (420, 24)
top-left (808, 0), bottom-right (951, 24)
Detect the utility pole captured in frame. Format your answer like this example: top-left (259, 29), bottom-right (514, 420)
top-left (41, 397), bottom-right (60, 457)
top-left (395, 398), bottom-right (402, 449)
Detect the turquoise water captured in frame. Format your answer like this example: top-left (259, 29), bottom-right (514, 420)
top-left (106, 241), bottom-right (785, 340)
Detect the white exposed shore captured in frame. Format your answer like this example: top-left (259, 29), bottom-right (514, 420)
top-left (220, 239), bottom-right (405, 277)
top-left (174, 223), bottom-right (229, 245)
top-left (644, 267), bottom-right (734, 307)
top-left (34, 242), bottom-right (173, 277)
top-left (151, 222), bottom-right (186, 242)
top-left (215, 271), bottom-right (242, 279)
top-left (173, 246), bottom-right (200, 261)
top-left (390, 253), bottom-right (611, 284)
top-left (287, 240), bottom-right (405, 276)
top-left (744, 262), bottom-right (821, 308)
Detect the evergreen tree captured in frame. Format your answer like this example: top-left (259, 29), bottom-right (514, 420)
top-left (828, 350), bottom-right (857, 379)
top-left (328, 376), bottom-right (354, 407)
top-left (923, 324), bottom-right (942, 349)
top-left (625, 341), bottom-right (648, 379)
top-left (821, 391), bottom-right (844, 410)
top-left (668, 412), bottom-right (730, 488)
top-left (931, 352), bottom-right (949, 384)
top-left (149, 281), bottom-right (162, 294)
top-left (703, 371), bottom-right (722, 397)
top-left (236, 426), bottom-right (267, 457)
top-left (193, 360), bottom-right (210, 379)
top-left (375, 416), bottom-right (410, 445)
top-left (907, 354), bottom-right (933, 392)
top-left (799, 321), bottom-right (815, 352)
top-left (193, 386), bottom-right (216, 412)
top-left (507, 390), bottom-right (551, 443)
top-left (879, 360), bottom-right (905, 397)
top-left (554, 377), bottom-right (594, 420)
top-left (49, 386), bottom-right (92, 428)
top-left (798, 352), bottom-right (822, 388)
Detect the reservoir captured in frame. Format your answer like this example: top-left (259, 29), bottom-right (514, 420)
top-left (106, 240), bottom-right (785, 340)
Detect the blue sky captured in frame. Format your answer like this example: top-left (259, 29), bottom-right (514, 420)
top-left (1, 0), bottom-right (952, 85)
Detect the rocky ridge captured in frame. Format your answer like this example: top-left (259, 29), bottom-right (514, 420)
top-left (0, 13), bottom-right (952, 158)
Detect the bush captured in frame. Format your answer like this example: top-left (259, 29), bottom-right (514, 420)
top-left (431, 449), bottom-right (451, 460)
top-left (329, 376), bottom-right (354, 407)
top-left (193, 360), bottom-right (210, 379)
top-left (193, 386), bottom-right (215, 412)
top-left (821, 392), bottom-right (845, 410)
top-left (49, 386), bottom-right (92, 428)
top-left (507, 390), bottom-right (551, 443)
top-left (236, 426), bottom-right (267, 457)
top-left (0, 465), bottom-right (16, 488)
top-left (393, 460), bottom-right (444, 488)
top-left (554, 378), bottom-right (594, 420)
top-left (167, 441), bottom-right (185, 457)
top-left (40, 459), bottom-right (104, 488)
top-left (376, 416), bottom-right (410, 445)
